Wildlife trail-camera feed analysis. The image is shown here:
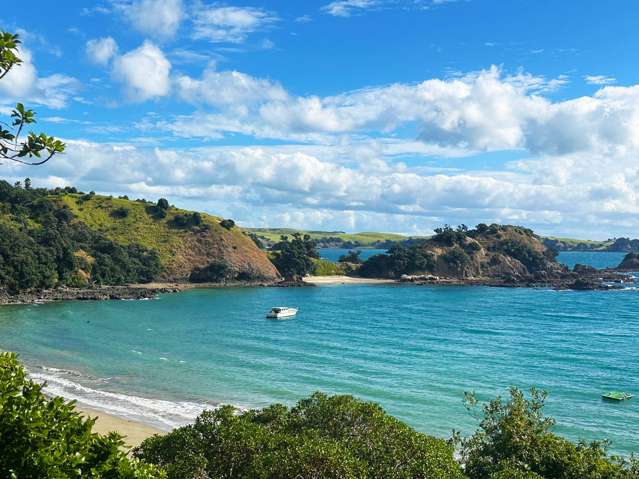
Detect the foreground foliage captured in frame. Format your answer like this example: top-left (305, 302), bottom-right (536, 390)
top-left (0, 352), bottom-right (163, 478)
top-left (459, 387), bottom-right (639, 479)
top-left (134, 392), bottom-right (464, 479)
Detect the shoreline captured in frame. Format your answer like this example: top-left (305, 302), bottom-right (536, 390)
top-left (75, 405), bottom-right (164, 448)
top-left (304, 275), bottom-right (397, 285)
top-left (1, 268), bottom-right (635, 306)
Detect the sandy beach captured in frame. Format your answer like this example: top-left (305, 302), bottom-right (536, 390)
top-left (304, 275), bottom-right (397, 285)
top-left (76, 406), bottom-right (164, 448)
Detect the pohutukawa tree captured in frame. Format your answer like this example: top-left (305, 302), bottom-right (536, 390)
top-left (0, 31), bottom-right (65, 165)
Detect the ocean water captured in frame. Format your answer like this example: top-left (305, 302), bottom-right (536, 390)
top-left (0, 253), bottom-right (638, 455)
top-left (319, 248), bottom-right (387, 262)
top-left (557, 251), bottom-right (627, 270)
top-left (320, 249), bottom-right (627, 270)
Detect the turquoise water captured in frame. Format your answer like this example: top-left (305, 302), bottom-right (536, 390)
top-left (319, 248), bottom-right (387, 262)
top-left (0, 252), bottom-right (638, 455)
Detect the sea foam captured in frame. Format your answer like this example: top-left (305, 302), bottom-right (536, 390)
top-left (29, 366), bottom-right (212, 430)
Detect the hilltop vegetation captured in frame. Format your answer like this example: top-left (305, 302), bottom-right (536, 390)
top-left (0, 181), bottom-right (278, 293)
top-left (0, 181), bottom-right (162, 293)
top-left (358, 224), bottom-right (564, 281)
top-left (248, 228), bottom-right (410, 248)
top-left (58, 193), bottom-right (278, 282)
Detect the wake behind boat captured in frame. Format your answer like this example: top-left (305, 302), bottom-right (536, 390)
top-left (267, 307), bottom-right (298, 319)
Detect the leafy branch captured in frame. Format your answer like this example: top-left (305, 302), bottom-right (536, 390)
top-left (0, 31), bottom-right (65, 165)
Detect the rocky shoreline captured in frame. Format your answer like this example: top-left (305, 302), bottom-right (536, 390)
top-left (397, 268), bottom-right (634, 291)
top-left (0, 285), bottom-right (181, 306)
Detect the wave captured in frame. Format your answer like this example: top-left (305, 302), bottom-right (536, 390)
top-left (29, 366), bottom-right (214, 431)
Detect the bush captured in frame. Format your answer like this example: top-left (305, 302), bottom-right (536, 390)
top-left (189, 261), bottom-right (233, 283)
top-left (169, 213), bottom-right (202, 229)
top-left (111, 206), bottom-right (130, 218)
top-left (312, 258), bottom-right (347, 275)
top-left (460, 387), bottom-right (637, 479)
top-left (0, 352), bottom-right (163, 478)
top-left (220, 218), bottom-right (235, 230)
top-left (134, 392), bottom-right (464, 479)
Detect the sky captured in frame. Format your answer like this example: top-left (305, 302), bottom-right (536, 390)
top-left (1, 0), bottom-right (639, 239)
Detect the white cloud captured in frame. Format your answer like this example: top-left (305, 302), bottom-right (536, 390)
top-left (170, 65), bottom-right (621, 156)
top-left (117, 0), bottom-right (184, 39)
top-left (112, 41), bottom-right (171, 101)
top-left (86, 37), bottom-right (118, 65)
top-left (322, 0), bottom-right (380, 17)
top-left (584, 75), bottom-right (616, 86)
top-left (192, 5), bottom-right (278, 43)
top-left (6, 138), bottom-right (639, 238)
top-left (0, 47), bottom-right (78, 109)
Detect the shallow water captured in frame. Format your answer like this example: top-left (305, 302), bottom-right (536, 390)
top-left (0, 252), bottom-right (637, 454)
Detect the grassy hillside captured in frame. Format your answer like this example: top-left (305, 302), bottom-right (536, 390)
top-left (248, 228), bottom-right (410, 246)
top-left (56, 194), bottom-right (279, 281)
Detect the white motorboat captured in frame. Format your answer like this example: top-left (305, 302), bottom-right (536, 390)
top-left (266, 307), bottom-right (298, 319)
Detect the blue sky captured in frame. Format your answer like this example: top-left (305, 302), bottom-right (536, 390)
top-left (2, 0), bottom-right (639, 238)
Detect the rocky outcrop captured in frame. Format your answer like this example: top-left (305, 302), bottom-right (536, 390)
top-left (0, 285), bottom-right (179, 305)
top-left (616, 252), bottom-right (639, 271)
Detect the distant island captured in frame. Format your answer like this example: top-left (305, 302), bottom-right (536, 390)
top-left (250, 227), bottom-right (639, 253)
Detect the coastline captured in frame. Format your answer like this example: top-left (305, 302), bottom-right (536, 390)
top-left (76, 405), bottom-right (164, 448)
top-left (304, 275), bottom-right (397, 285)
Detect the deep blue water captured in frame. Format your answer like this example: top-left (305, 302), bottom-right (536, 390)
top-left (557, 251), bottom-right (626, 269)
top-left (319, 247), bottom-right (387, 262)
top-left (0, 251), bottom-right (637, 455)
top-left (321, 249), bottom-right (626, 270)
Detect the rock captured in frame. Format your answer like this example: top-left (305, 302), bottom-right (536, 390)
top-left (616, 252), bottom-right (639, 271)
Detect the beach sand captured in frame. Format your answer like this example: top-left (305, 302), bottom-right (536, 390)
top-left (77, 406), bottom-right (164, 448)
top-left (304, 275), bottom-right (397, 285)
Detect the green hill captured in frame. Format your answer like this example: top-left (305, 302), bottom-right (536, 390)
top-left (247, 228), bottom-right (410, 247)
top-left (0, 181), bottom-right (279, 293)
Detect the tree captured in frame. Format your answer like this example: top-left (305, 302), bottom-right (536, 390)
top-left (134, 392), bottom-right (464, 479)
top-left (271, 233), bottom-right (318, 281)
top-left (0, 352), bottom-right (163, 478)
top-left (0, 32), bottom-right (65, 165)
top-left (220, 218), bottom-right (235, 230)
top-left (338, 250), bottom-right (362, 264)
top-left (459, 387), bottom-right (637, 479)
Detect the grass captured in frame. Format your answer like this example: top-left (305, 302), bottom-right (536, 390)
top-left (311, 258), bottom-right (348, 276)
top-left (55, 194), bottom-right (250, 268)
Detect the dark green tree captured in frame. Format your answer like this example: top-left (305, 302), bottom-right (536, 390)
top-left (338, 250), bottom-right (362, 264)
top-left (459, 387), bottom-right (638, 479)
top-left (134, 392), bottom-right (464, 479)
top-left (271, 233), bottom-right (318, 281)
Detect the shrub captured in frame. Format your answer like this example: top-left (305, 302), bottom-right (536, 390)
top-left (169, 213), bottom-right (202, 229)
top-left (460, 387), bottom-right (637, 479)
top-left (220, 218), bottom-right (235, 230)
top-left (134, 392), bottom-right (464, 479)
top-left (0, 352), bottom-right (163, 478)
top-left (111, 206), bottom-right (130, 219)
top-left (189, 261), bottom-right (233, 283)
